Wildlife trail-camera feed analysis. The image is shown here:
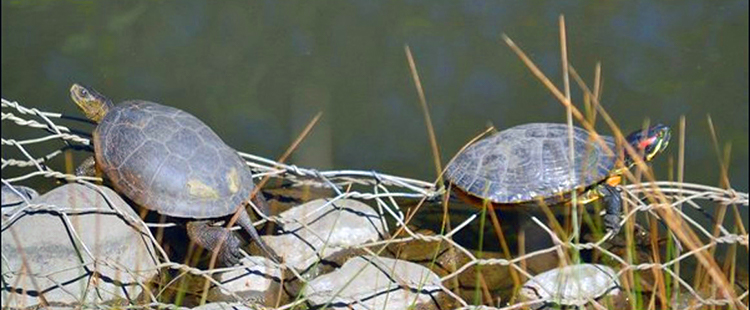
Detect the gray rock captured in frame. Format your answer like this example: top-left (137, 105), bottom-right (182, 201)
top-left (207, 256), bottom-right (287, 306)
top-left (262, 198), bottom-right (386, 271)
top-left (1, 183), bottom-right (159, 308)
top-left (191, 302), bottom-right (255, 310)
top-left (518, 264), bottom-right (622, 309)
top-left (303, 255), bottom-right (449, 310)
top-left (1, 184), bottom-right (39, 213)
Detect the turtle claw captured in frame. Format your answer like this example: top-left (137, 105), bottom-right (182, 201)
top-left (187, 221), bottom-right (245, 267)
top-left (216, 230), bottom-right (244, 267)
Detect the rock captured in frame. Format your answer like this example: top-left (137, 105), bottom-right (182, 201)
top-left (518, 264), bottom-right (626, 309)
top-left (1, 183), bottom-right (159, 308)
top-left (303, 255), bottom-right (452, 310)
top-left (386, 232), bottom-right (562, 304)
top-left (670, 290), bottom-right (705, 310)
top-left (207, 256), bottom-right (287, 306)
top-left (260, 198), bottom-right (386, 271)
top-left (1, 184), bottom-right (38, 214)
top-left (191, 301), bottom-right (255, 310)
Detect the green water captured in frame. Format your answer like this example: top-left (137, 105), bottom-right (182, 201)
top-left (2, 1), bottom-right (747, 191)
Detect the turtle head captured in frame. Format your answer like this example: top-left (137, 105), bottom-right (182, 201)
top-left (624, 124), bottom-right (671, 166)
top-left (70, 84), bottom-right (113, 123)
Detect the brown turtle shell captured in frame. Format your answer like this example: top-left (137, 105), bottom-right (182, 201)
top-left (93, 101), bottom-right (255, 219)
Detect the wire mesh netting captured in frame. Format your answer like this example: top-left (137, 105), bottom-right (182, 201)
top-left (2, 98), bottom-right (748, 309)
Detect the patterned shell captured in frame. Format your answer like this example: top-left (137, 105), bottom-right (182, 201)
top-left (93, 101), bottom-right (255, 219)
top-left (445, 123), bottom-right (617, 204)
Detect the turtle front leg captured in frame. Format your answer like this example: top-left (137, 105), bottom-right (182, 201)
top-left (186, 220), bottom-right (243, 266)
top-left (75, 156), bottom-right (97, 177)
top-left (598, 184), bottom-right (623, 234)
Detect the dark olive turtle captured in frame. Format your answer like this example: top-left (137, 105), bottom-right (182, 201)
top-left (445, 123), bottom-right (671, 232)
top-left (70, 83), bottom-right (280, 265)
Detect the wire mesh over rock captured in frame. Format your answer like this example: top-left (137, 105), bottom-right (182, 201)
top-left (518, 264), bottom-right (625, 309)
top-left (1, 183), bottom-right (159, 308)
top-left (2, 98), bottom-right (749, 309)
top-left (207, 256), bottom-right (287, 306)
top-left (1, 184), bottom-right (38, 213)
top-left (261, 198), bottom-right (387, 271)
top-left (302, 255), bottom-right (452, 310)
top-left (190, 302), bottom-right (257, 310)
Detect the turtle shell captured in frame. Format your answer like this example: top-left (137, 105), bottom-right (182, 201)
top-left (93, 101), bottom-right (255, 219)
top-left (445, 123), bottom-right (617, 204)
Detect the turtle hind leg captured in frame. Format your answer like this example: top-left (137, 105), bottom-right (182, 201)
top-left (598, 183), bottom-right (623, 234)
top-left (236, 208), bottom-right (283, 264)
top-left (186, 220), bottom-right (243, 267)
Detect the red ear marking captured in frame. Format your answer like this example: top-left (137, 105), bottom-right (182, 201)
top-left (638, 136), bottom-right (656, 149)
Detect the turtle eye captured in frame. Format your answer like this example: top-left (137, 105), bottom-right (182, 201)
top-left (79, 88), bottom-right (89, 97)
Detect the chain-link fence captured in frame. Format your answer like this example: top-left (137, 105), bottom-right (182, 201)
top-left (3, 98), bottom-right (748, 309)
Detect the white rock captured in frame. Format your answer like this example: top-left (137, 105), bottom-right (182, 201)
top-left (1, 183), bottom-right (159, 308)
top-left (208, 256), bottom-right (284, 304)
top-left (191, 301), bottom-right (256, 310)
top-left (303, 255), bottom-right (446, 310)
top-left (263, 198), bottom-right (385, 270)
top-left (519, 264), bottom-right (620, 308)
top-left (1, 184), bottom-right (38, 214)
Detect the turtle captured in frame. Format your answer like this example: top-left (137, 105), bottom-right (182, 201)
top-left (518, 264), bottom-right (623, 309)
top-left (69, 83), bottom-right (280, 266)
top-left (444, 123), bottom-right (671, 232)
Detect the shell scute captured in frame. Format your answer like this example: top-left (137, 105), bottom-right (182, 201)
top-left (166, 128), bottom-right (201, 160)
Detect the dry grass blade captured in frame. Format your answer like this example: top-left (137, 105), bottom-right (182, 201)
top-left (672, 115), bottom-right (686, 308)
top-left (487, 205), bottom-right (522, 293)
top-left (707, 115), bottom-right (732, 190)
top-left (558, 15), bottom-right (582, 257)
top-left (503, 26), bottom-right (743, 308)
top-left (405, 45), bottom-right (443, 182)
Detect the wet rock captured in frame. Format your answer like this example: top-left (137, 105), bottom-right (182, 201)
top-left (386, 233), bottom-right (561, 303)
top-left (303, 255), bottom-right (453, 310)
top-left (1, 183), bottom-right (159, 308)
top-left (207, 256), bottom-right (288, 306)
top-left (670, 290), bottom-right (705, 310)
top-left (518, 264), bottom-right (626, 309)
top-left (668, 287), bottom-right (741, 310)
top-left (1, 184), bottom-right (38, 213)
top-left (259, 198), bottom-right (386, 271)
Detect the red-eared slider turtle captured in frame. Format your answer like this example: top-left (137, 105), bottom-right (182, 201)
top-left (70, 84), bottom-right (280, 265)
top-left (445, 123), bottom-right (671, 232)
